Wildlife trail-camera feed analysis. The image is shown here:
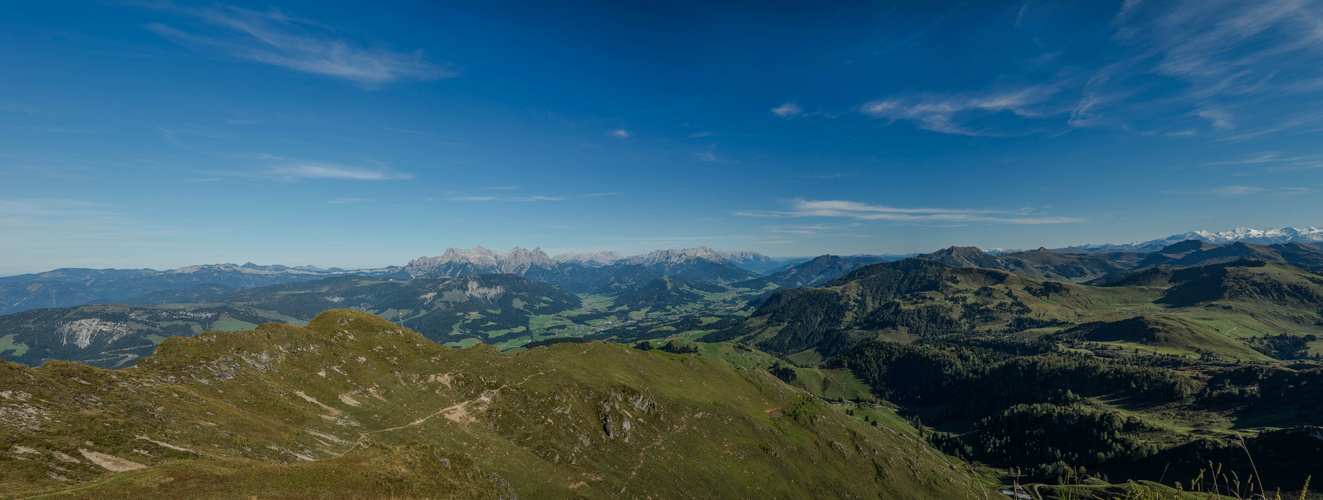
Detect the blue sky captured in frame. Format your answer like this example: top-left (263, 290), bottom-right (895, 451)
top-left (3, 0), bottom-right (1322, 273)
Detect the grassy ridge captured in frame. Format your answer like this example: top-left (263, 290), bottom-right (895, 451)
top-left (0, 309), bottom-right (986, 499)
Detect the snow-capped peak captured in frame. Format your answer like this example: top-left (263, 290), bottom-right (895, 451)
top-left (1073, 226), bottom-right (1323, 252)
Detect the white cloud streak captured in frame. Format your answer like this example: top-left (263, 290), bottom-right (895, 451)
top-left (1170, 185), bottom-right (1310, 197)
top-left (267, 162), bottom-right (411, 181)
top-left (853, 1), bottom-right (1323, 137)
top-left (859, 86), bottom-right (1060, 136)
top-left (738, 199), bottom-right (1083, 224)
top-left (771, 102), bottom-right (803, 118)
top-left (145, 5), bottom-right (455, 86)
top-left (443, 189), bottom-right (621, 202)
top-left (446, 195), bottom-right (569, 202)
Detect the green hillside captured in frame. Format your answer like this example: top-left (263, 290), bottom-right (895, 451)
top-left (714, 258), bottom-right (1323, 363)
top-left (1057, 315), bottom-right (1269, 360)
top-left (0, 309), bottom-right (987, 499)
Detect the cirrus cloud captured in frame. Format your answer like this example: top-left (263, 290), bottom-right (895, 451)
top-left (144, 4), bottom-right (456, 87)
top-left (267, 162), bottom-right (411, 181)
top-left (737, 198), bottom-right (1083, 225)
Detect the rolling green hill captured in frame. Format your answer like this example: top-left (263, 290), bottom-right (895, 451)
top-left (914, 241), bottom-right (1323, 284)
top-left (609, 275), bottom-right (727, 311)
top-left (713, 258), bottom-right (1323, 364)
top-left (1056, 315), bottom-right (1268, 360)
top-left (733, 255), bottom-right (885, 290)
top-left (0, 309), bottom-right (986, 499)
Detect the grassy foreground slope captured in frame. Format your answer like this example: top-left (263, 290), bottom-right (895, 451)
top-left (0, 309), bottom-right (985, 499)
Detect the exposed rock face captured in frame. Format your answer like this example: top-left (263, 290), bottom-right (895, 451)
top-left (552, 252), bottom-right (624, 267)
top-left (463, 279), bottom-right (505, 300)
top-left (403, 246), bottom-right (768, 283)
top-left (405, 246), bottom-right (556, 277)
top-left (58, 319), bottom-right (130, 349)
top-left (626, 247), bottom-right (730, 266)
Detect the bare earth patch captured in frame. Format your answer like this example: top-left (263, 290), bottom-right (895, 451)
top-left (78, 448), bottom-right (146, 472)
top-left (136, 434), bottom-right (196, 453)
top-left (294, 390), bottom-right (340, 414)
top-left (429, 372), bottom-right (454, 389)
top-left (338, 393), bottom-right (361, 407)
top-left (305, 429), bottom-right (349, 444)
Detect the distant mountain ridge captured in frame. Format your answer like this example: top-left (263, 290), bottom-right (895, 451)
top-left (401, 246), bottom-right (776, 276)
top-left (0, 268), bottom-right (158, 283)
top-left (1064, 226), bottom-right (1323, 253)
top-left (0, 246), bottom-right (777, 315)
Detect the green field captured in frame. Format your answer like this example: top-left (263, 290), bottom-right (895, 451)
top-left (210, 317), bottom-right (259, 332)
top-left (0, 333), bottom-right (28, 357)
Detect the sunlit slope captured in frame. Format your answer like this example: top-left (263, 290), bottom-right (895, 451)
top-left (714, 259), bottom-right (1323, 363)
top-left (0, 309), bottom-right (984, 499)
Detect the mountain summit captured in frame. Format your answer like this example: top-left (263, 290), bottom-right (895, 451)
top-left (404, 246), bottom-right (557, 276)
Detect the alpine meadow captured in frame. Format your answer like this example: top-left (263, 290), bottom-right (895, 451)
top-left (4, 1), bottom-right (1323, 499)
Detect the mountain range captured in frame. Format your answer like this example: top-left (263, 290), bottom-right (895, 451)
top-left (0, 247), bottom-right (775, 316)
top-left (1063, 226), bottom-right (1323, 253)
top-left (4, 234), bottom-right (1323, 496)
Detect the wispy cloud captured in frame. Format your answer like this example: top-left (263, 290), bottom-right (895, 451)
top-left (737, 199), bottom-right (1082, 224)
top-left (1194, 107), bottom-right (1233, 130)
top-left (144, 4), bottom-right (456, 86)
top-left (696, 144), bottom-right (718, 162)
top-left (848, 1), bottom-right (1323, 137)
top-left (157, 126), bottom-right (225, 148)
top-left (1209, 185), bottom-right (1266, 196)
top-left (764, 224), bottom-right (832, 236)
top-left (446, 195), bottom-right (568, 202)
top-left (608, 129), bottom-right (630, 138)
top-left (771, 102), bottom-right (803, 118)
top-left (0, 198), bottom-right (171, 251)
top-left (1201, 152), bottom-right (1314, 166)
top-left (859, 86), bottom-right (1060, 136)
top-left (1116, 0), bottom-right (1146, 20)
top-left (328, 197), bottom-right (374, 204)
top-left (1095, 0), bottom-right (1323, 133)
top-left (443, 189), bottom-right (620, 202)
top-left (803, 172), bottom-right (857, 179)
top-left (380, 127), bottom-right (465, 141)
top-left (1197, 152), bottom-right (1323, 171)
top-left (264, 160), bottom-right (411, 181)
top-left (1170, 185), bottom-right (1310, 197)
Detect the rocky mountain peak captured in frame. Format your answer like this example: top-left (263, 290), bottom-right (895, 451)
top-left (627, 247), bottom-right (728, 266)
top-left (553, 251), bottom-right (625, 267)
